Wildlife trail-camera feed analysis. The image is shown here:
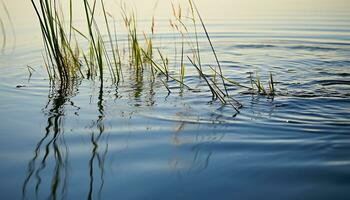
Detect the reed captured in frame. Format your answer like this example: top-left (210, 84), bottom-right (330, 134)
top-left (269, 72), bottom-right (275, 95)
top-left (141, 49), bottom-right (191, 90)
top-left (157, 49), bottom-right (169, 78)
top-left (30, 0), bottom-right (83, 81)
top-left (209, 66), bottom-right (251, 89)
top-left (249, 72), bottom-right (276, 96)
top-left (101, 0), bottom-right (121, 82)
top-left (79, 0), bottom-right (120, 84)
top-left (1, 0), bottom-right (15, 53)
top-left (27, 65), bottom-right (36, 80)
top-left (171, 3), bottom-right (187, 84)
top-left (188, 0), bottom-right (202, 71)
top-left (0, 15), bottom-right (4, 52)
top-left (190, 0), bottom-right (228, 96)
top-left (122, 9), bottom-right (143, 70)
top-left (188, 57), bottom-right (240, 113)
top-left (29, 0), bottom-right (278, 115)
top-left (82, 0), bottom-right (105, 83)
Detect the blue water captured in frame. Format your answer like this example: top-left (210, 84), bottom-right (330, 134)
top-left (1, 1), bottom-right (350, 199)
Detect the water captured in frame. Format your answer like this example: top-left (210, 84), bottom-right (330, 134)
top-left (1, 0), bottom-right (350, 199)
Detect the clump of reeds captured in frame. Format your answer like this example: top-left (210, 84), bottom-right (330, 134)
top-left (249, 71), bottom-right (275, 96)
top-left (30, 0), bottom-right (123, 84)
top-left (30, 0), bottom-right (82, 81)
top-left (81, 0), bottom-right (123, 84)
top-left (30, 0), bottom-right (277, 116)
top-left (121, 8), bottom-right (143, 70)
top-left (170, 3), bottom-right (186, 84)
top-left (188, 57), bottom-right (241, 113)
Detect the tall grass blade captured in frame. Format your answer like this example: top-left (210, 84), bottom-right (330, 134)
top-left (190, 0), bottom-right (228, 96)
top-left (1, 0), bottom-right (15, 53)
top-left (0, 16), bottom-right (5, 52)
top-left (188, 56), bottom-right (240, 113)
top-left (188, 0), bottom-right (201, 71)
top-left (269, 72), bottom-right (275, 95)
top-left (101, 0), bottom-right (121, 82)
top-left (180, 38), bottom-right (185, 83)
top-left (141, 49), bottom-right (191, 90)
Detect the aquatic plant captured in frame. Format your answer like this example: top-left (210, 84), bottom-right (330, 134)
top-left (188, 0), bottom-right (202, 71)
top-left (170, 3), bottom-right (186, 84)
top-left (22, 80), bottom-right (79, 200)
top-left (29, 0), bottom-right (277, 115)
top-left (121, 5), bottom-right (146, 73)
top-left (30, 0), bottom-right (82, 81)
top-left (248, 71), bottom-right (276, 96)
top-left (22, 78), bottom-right (108, 200)
top-left (0, 14), bottom-right (5, 53)
top-left (269, 72), bottom-right (275, 95)
top-left (82, 0), bottom-right (120, 84)
top-left (188, 57), bottom-right (241, 113)
top-left (101, 0), bottom-right (122, 82)
top-left (27, 65), bottom-right (36, 80)
top-left (0, 0), bottom-right (15, 53)
top-left (190, 0), bottom-right (228, 96)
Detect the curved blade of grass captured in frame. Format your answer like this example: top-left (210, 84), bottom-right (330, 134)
top-left (1, 0), bottom-right (16, 53)
top-left (188, 56), bottom-right (240, 113)
top-left (188, 0), bottom-right (201, 71)
top-left (141, 49), bottom-right (191, 90)
top-left (101, 0), bottom-right (121, 82)
top-left (208, 65), bottom-right (252, 89)
top-left (190, 0), bottom-right (228, 96)
top-left (0, 17), bottom-right (5, 52)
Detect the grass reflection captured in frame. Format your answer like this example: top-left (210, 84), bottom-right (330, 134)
top-left (22, 80), bottom-right (79, 200)
top-left (87, 83), bottom-right (108, 200)
top-left (170, 119), bottom-right (225, 176)
top-left (22, 80), bottom-right (110, 200)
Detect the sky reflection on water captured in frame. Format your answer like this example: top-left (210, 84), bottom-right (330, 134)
top-left (0, 0), bottom-right (350, 199)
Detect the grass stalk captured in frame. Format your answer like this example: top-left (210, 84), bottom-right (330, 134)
top-left (269, 72), bottom-right (275, 96)
top-left (188, 0), bottom-right (201, 71)
top-left (158, 49), bottom-right (169, 78)
top-left (83, 0), bottom-right (103, 84)
top-left (101, 0), bottom-right (121, 82)
top-left (188, 56), bottom-right (240, 113)
top-left (190, 0), bottom-right (228, 96)
top-left (0, 0), bottom-right (14, 53)
top-left (208, 66), bottom-right (251, 89)
top-left (141, 49), bottom-right (191, 90)
top-left (0, 16), bottom-right (5, 52)
top-left (28, 0), bottom-right (279, 118)
top-left (180, 37), bottom-right (185, 84)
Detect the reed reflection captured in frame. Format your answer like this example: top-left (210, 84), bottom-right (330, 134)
top-left (22, 80), bottom-right (80, 200)
top-left (170, 120), bottom-right (224, 176)
top-left (126, 67), bottom-right (157, 107)
top-left (87, 83), bottom-right (109, 200)
top-left (22, 80), bottom-right (111, 200)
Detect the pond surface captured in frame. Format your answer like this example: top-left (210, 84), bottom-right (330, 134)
top-left (1, 0), bottom-right (350, 199)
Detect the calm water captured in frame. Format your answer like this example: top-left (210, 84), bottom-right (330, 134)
top-left (1, 0), bottom-right (350, 199)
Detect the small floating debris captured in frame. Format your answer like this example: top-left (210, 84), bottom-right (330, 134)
top-left (16, 85), bottom-right (26, 88)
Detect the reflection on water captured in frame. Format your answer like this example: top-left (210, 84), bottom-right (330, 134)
top-left (170, 121), bottom-right (223, 175)
top-left (20, 72), bottom-right (232, 199)
top-left (22, 80), bottom-right (109, 200)
top-left (87, 83), bottom-right (108, 200)
top-left (22, 81), bottom-right (79, 200)
top-left (0, 0), bottom-right (349, 199)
